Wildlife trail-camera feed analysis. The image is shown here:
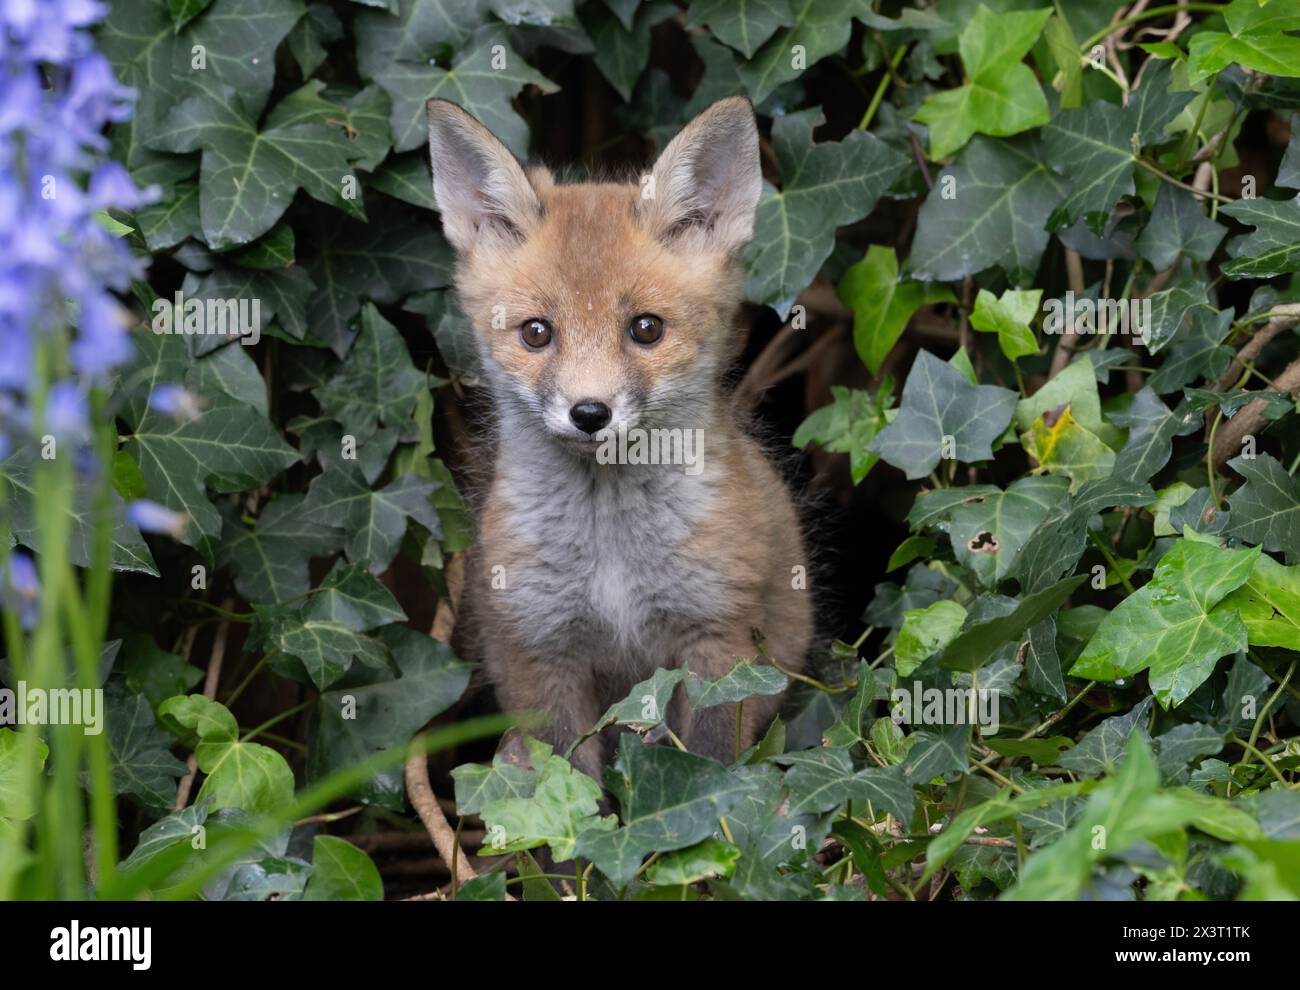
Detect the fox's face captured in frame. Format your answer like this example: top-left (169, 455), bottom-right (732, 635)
top-left (427, 97), bottom-right (761, 449)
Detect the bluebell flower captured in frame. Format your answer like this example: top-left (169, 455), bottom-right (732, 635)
top-left (1, 551), bottom-right (40, 629)
top-left (127, 500), bottom-right (191, 541)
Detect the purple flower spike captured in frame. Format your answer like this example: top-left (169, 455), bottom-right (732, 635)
top-left (127, 500), bottom-right (191, 541)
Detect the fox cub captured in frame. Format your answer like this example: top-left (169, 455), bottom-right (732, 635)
top-left (427, 96), bottom-right (811, 777)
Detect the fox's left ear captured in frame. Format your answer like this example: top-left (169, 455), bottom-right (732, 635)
top-left (427, 99), bottom-right (544, 254)
top-left (638, 96), bottom-right (761, 254)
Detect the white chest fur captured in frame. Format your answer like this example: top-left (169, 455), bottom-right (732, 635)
top-left (492, 441), bottom-right (725, 672)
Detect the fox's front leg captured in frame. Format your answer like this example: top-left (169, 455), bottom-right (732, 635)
top-left (488, 644), bottom-right (605, 779)
top-left (673, 632), bottom-right (773, 764)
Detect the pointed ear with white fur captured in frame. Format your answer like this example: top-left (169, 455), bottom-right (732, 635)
top-left (637, 96), bottom-right (762, 254)
top-left (426, 99), bottom-right (544, 253)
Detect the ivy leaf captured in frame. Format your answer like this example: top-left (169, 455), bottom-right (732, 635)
top-left (0, 449), bottom-right (157, 576)
top-left (314, 305), bottom-right (428, 446)
top-left (1016, 476), bottom-right (1156, 591)
top-left (159, 695), bottom-right (296, 816)
top-left (580, 0), bottom-right (676, 101)
top-left (839, 246), bottom-right (955, 373)
top-left (1280, 112), bottom-right (1300, 191)
top-left (940, 575), bottom-right (1088, 672)
top-left (217, 495), bottom-right (344, 604)
top-left (910, 475), bottom-right (1070, 588)
top-left (868, 350), bottom-right (1018, 481)
top-left (1146, 306), bottom-right (1233, 394)
top-left (1024, 617), bottom-right (1066, 701)
top-left (1186, 0), bottom-right (1300, 82)
top-left (1227, 453), bottom-right (1300, 564)
top-left (149, 83), bottom-right (365, 250)
top-left (1070, 540), bottom-right (1260, 707)
top-left (1043, 13), bottom-right (1082, 109)
top-left (645, 837), bottom-right (742, 885)
top-left (777, 749), bottom-right (914, 822)
top-left (686, 0), bottom-right (793, 58)
top-left (913, 6), bottom-right (1052, 160)
top-left (106, 692), bottom-right (190, 812)
top-left (1135, 185), bottom-right (1226, 271)
top-left (591, 667), bottom-right (688, 734)
top-left (1019, 346), bottom-right (1107, 443)
top-left (301, 203), bottom-right (455, 357)
top-left (792, 384), bottom-right (893, 485)
top-left (1021, 405), bottom-right (1115, 489)
top-left (121, 334), bottom-right (300, 556)
top-left (123, 635), bottom-right (204, 711)
top-left (1220, 194), bottom-right (1300, 279)
top-left (101, 0), bottom-right (305, 136)
top-left (1154, 723), bottom-right (1227, 785)
top-left (453, 747), bottom-right (539, 816)
top-left (303, 464), bottom-right (442, 574)
top-left (1044, 61), bottom-right (1194, 234)
top-left (1112, 390), bottom-right (1201, 484)
top-left (1143, 278), bottom-right (1209, 353)
top-left (1218, 552), bottom-right (1300, 651)
top-left (135, 181), bottom-right (201, 251)
top-left (736, 0), bottom-right (858, 103)
top-left (369, 153), bottom-right (436, 210)
top-left (304, 561), bottom-right (407, 629)
top-left (179, 263), bottom-right (314, 352)
top-left (309, 626), bottom-right (470, 809)
top-left (685, 662), bottom-right (788, 709)
top-left (252, 563), bottom-right (403, 689)
top-left (369, 25), bottom-right (557, 154)
top-left (745, 109), bottom-right (907, 318)
top-left (230, 223), bottom-right (296, 271)
top-left (896, 600), bottom-right (967, 675)
top-left (970, 288), bottom-right (1041, 361)
top-left (908, 135), bottom-right (1067, 283)
top-left (354, 0), bottom-right (491, 78)
top-left (481, 752), bottom-right (617, 861)
top-left (287, 2), bottom-right (343, 78)
top-left (257, 612), bottom-right (390, 691)
top-left (903, 723), bottom-right (970, 783)
top-left (1056, 697), bottom-right (1154, 778)
top-left (303, 835), bottom-right (383, 901)
top-left (574, 736), bottom-right (752, 887)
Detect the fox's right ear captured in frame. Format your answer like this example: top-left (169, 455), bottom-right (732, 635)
top-left (638, 96), bottom-right (761, 254)
top-left (427, 99), bottom-right (543, 253)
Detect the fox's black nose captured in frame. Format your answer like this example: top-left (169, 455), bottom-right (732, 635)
top-left (569, 400), bottom-right (612, 434)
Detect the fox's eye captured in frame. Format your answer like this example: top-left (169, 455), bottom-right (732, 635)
top-left (520, 318), bottom-right (553, 349)
top-left (629, 313), bottom-right (664, 346)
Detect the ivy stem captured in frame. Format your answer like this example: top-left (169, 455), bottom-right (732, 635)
top-left (1135, 157), bottom-right (1233, 203)
top-left (1248, 660), bottom-right (1295, 754)
top-left (1079, 3), bottom-right (1227, 51)
top-left (241, 699), bottom-right (311, 743)
top-left (859, 44), bottom-right (909, 131)
top-left (184, 598), bottom-right (254, 622)
top-left (1087, 532), bottom-right (1136, 595)
top-left (1231, 735), bottom-right (1292, 788)
top-left (222, 650), bottom-right (275, 707)
top-left (1207, 409), bottom-right (1224, 507)
top-left (1018, 682), bottom-right (1097, 740)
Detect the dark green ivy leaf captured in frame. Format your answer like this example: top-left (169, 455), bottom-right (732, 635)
top-left (314, 305), bottom-right (429, 446)
top-left (744, 108), bottom-right (908, 318)
top-left (302, 464), bottom-right (442, 573)
top-left (574, 736), bottom-right (753, 887)
top-left (908, 135), bottom-right (1067, 283)
top-left (148, 83), bottom-right (366, 250)
top-left (1220, 194), bottom-right (1300, 279)
top-left (1227, 453), bottom-right (1300, 564)
top-left (868, 350), bottom-right (1018, 480)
